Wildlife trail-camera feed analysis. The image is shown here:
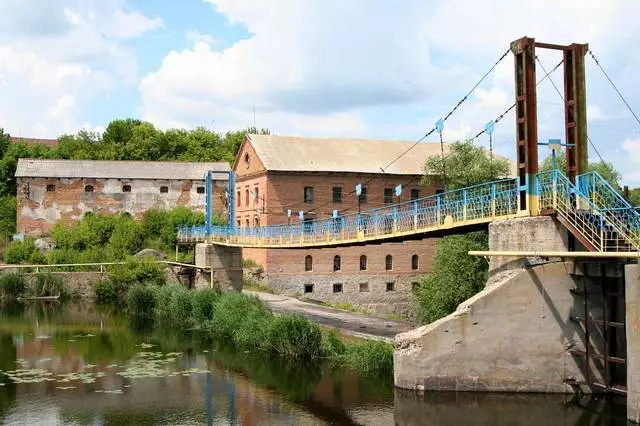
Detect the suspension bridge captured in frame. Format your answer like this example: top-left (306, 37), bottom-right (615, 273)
top-left (177, 36), bottom-right (640, 254)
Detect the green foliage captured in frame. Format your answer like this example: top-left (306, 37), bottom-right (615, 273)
top-left (630, 188), bottom-right (640, 206)
top-left (0, 273), bottom-right (25, 299)
top-left (267, 315), bottom-right (323, 360)
top-left (192, 289), bottom-right (220, 323)
top-left (28, 273), bottom-right (71, 300)
top-left (153, 284), bottom-right (185, 321)
top-left (210, 293), bottom-right (268, 339)
top-left (423, 140), bottom-right (510, 189)
top-left (342, 340), bottom-right (394, 375)
top-left (108, 257), bottom-right (165, 289)
top-left (4, 239), bottom-right (43, 265)
top-left (125, 285), bottom-right (156, 317)
top-left (168, 286), bottom-right (195, 328)
top-left (414, 232), bottom-right (489, 324)
top-left (93, 281), bottom-right (118, 305)
top-left (540, 150), bottom-right (622, 190)
top-left (0, 197), bottom-right (15, 239)
top-left (107, 217), bottom-right (145, 259)
top-left (323, 330), bottom-right (346, 356)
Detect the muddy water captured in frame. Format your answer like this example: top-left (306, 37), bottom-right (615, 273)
top-left (0, 303), bottom-right (628, 425)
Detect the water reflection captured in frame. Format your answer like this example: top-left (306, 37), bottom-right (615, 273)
top-left (0, 303), bottom-right (631, 426)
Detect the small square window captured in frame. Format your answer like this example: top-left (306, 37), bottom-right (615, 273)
top-left (333, 283), bottom-right (343, 293)
top-left (384, 188), bottom-right (393, 204)
top-left (160, 186), bottom-right (169, 194)
top-left (332, 186), bottom-right (342, 203)
top-left (196, 186), bottom-right (205, 194)
top-left (304, 284), bottom-right (314, 294)
top-left (46, 184), bottom-right (55, 192)
top-left (359, 283), bottom-right (369, 292)
top-left (304, 186), bottom-right (314, 203)
top-left (386, 282), bottom-right (395, 292)
top-left (122, 185), bottom-right (131, 193)
top-left (84, 185), bottom-right (94, 193)
top-left (411, 189), bottom-right (420, 200)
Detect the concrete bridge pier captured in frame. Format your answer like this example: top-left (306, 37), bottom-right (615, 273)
top-left (195, 243), bottom-right (243, 292)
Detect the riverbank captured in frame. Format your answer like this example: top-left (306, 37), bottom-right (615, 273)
top-left (245, 290), bottom-right (412, 342)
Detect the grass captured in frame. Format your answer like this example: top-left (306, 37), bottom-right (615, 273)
top-left (0, 272), bottom-right (74, 300)
top-left (242, 277), bottom-right (274, 294)
top-left (120, 284), bottom-right (393, 374)
top-left (321, 301), bottom-right (375, 315)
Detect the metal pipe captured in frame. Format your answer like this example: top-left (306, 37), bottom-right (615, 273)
top-left (469, 250), bottom-right (640, 258)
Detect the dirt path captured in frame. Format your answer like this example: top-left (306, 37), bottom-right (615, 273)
top-left (244, 290), bottom-right (413, 342)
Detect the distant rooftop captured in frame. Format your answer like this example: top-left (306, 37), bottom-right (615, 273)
top-left (10, 136), bottom-right (58, 147)
top-left (16, 159), bottom-right (230, 180)
top-left (243, 134), bottom-right (449, 175)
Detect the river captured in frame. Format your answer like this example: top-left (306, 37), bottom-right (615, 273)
top-left (0, 303), bottom-right (628, 425)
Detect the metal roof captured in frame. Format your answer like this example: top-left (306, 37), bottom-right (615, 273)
top-left (15, 159), bottom-right (230, 180)
top-left (246, 134), bottom-right (450, 175)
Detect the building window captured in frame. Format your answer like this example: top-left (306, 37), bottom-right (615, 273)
top-left (254, 187), bottom-right (259, 204)
top-left (385, 255), bottom-right (393, 271)
top-left (412, 282), bottom-right (420, 292)
top-left (245, 189), bottom-right (249, 206)
top-left (245, 218), bottom-right (250, 228)
top-left (237, 220), bottom-right (241, 227)
top-left (237, 191), bottom-right (241, 207)
top-left (159, 186), bottom-right (169, 193)
top-left (333, 255), bottom-right (341, 272)
top-left (332, 186), bottom-right (342, 203)
top-left (411, 189), bottom-right (420, 200)
top-left (359, 282), bottom-right (369, 292)
top-left (359, 255), bottom-right (367, 271)
top-left (304, 284), bottom-right (314, 294)
top-left (84, 185), bottom-right (94, 193)
top-left (333, 283), bottom-right (343, 293)
top-left (46, 184), bottom-right (56, 192)
top-left (384, 188), bottom-right (393, 204)
top-left (196, 186), bottom-right (205, 194)
top-left (386, 282), bottom-right (396, 292)
top-left (358, 187), bottom-right (368, 204)
top-left (254, 216), bottom-right (260, 227)
top-left (411, 254), bottom-right (419, 270)
top-left (304, 186), bottom-right (314, 203)
top-left (244, 153), bottom-right (250, 169)
top-left (122, 184), bottom-right (131, 193)
top-left (305, 255), bottom-right (313, 272)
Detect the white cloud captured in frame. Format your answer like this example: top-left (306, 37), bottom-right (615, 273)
top-left (0, 0), bottom-right (162, 137)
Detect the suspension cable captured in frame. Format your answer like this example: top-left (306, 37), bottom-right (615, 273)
top-left (588, 50), bottom-right (640, 129)
top-left (535, 56), bottom-right (607, 164)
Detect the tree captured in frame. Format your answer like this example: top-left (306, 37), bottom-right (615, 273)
top-left (629, 188), bottom-right (640, 206)
top-left (540, 150), bottom-right (622, 189)
top-left (423, 140), bottom-right (510, 190)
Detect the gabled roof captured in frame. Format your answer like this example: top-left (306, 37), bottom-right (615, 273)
top-left (243, 134), bottom-right (449, 175)
top-left (16, 159), bottom-right (230, 180)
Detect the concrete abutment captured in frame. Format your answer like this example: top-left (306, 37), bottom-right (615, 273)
top-left (194, 243), bottom-right (243, 292)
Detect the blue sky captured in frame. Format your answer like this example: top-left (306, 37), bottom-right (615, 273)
top-left (0, 0), bottom-right (639, 185)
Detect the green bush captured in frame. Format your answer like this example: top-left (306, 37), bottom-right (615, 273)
top-left (0, 196), bottom-right (16, 239)
top-left (414, 232), bottom-right (489, 324)
top-left (4, 239), bottom-right (42, 264)
top-left (108, 257), bottom-right (165, 289)
top-left (125, 285), bottom-right (156, 317)
top-left (267, 315), bottom-right (323, 361)
top-left (28, 273), bottom-right (70, 300)
top-left (93, 281), bottom-right (118, 305)
top-left (192, 289), bottom-right (220, 323)
top-left (168, 286), bottom-right (195, 328)
top-left (211, 293), bottom-right (269, 339)
top-left (343, 340), bottom-right (394, 375)
top-left (0, 273), bottom-right (25, 299)
top-left (233, 304), bottom-right (272, 350)
top-left (154, 284), bottom-right (184, 320)
top-left (323, 329), bottom-right (346, 357)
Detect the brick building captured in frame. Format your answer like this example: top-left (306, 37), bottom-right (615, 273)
top-left (16, 159), bottom-right (230, 237)
top-left (235, 134), bottom-right (448, 316)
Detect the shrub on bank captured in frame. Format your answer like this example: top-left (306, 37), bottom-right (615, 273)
top-left (125, 285), bottom-right (156, 317)
top-left (93, 281), bottom-right (118, 305)
top-left (28, 273), bottom-right (71, 300)
top-left (0, 273), bottom-right (25, 299)
top-left (192, 289), bottom-right (220, 323)
top-left (4, 239), bottom-right (44, 265)
top-left (267, 315), bottom-right (323, 361)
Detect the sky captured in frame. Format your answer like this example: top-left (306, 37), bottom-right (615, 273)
top-left (1, 0), bottom-right (640, 185)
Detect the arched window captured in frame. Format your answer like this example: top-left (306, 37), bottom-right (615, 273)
top-left (359, 255), bottom-right (367, 271)
top-left (305, 255), bottom-right (313, 272)
top-left (84, 185), bottom-right (94, 193)
top-left (411, 254), bottom-right (419, 270)
top-left (333, 255), bottom-right (341, 272)
top-left (122, 184), bottom-right (131, 193)
top-left (385, 255), bottom-right (393, 271)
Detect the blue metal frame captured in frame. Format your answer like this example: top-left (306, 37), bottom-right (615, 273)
top-left (203, 170), bottom-right (236, 237)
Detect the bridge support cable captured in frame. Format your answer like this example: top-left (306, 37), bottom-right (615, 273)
top-left (588, 50), bottom-right (640, 129)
